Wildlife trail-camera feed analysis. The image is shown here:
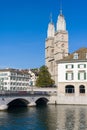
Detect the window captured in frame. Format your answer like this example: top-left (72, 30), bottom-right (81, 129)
top-left (78, 64), bottom-right (86, 68)
top-left (0, 73), bottom-right (8, 76)
top-left (79, 85), bottom-right (85, 94)
top-left (65, 85), bottom-right (75, 93)
top-left (4, 82), bottom-right (7, 85)
top-left (51, 62), bottom-right (53, 72)
top-left (4, 87), bottom-right (7, 90)
top-left (66, 64), bottom-right (74, 69)
top-left (66, 72), bottom-right (74, 80)
top-left (73, 53), bottom-right (78, 59)
top-left (86, 53), bottom-right (87, 59)
top-left (78, 71), bottom-right (86, 80)
top-left (51, 49), bottom-right (54, 53)
top-left (50, 49), bottom-right (54, 58)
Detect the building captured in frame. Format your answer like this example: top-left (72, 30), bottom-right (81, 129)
top-left (28, 69), bottom-right (38, 86)
top-left (57, 48), bottom-right (87, 105)
top-left (0, 68), bottom-right (30, 91)
top-left (45, 10), bottom-right (68, 85)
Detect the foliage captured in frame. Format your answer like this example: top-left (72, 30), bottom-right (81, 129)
top-left (35, 65), bottom-right (55, 87)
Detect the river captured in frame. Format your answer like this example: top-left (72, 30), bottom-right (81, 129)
top-left (0, 105), bottom-right (87, 130)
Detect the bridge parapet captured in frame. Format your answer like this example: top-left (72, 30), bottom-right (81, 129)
top-left (0, 91), bottom-right (51, 97)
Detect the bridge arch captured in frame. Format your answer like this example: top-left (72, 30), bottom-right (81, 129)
top-left (7, 98), bottom-right (29, 108)
top-left (35, 97), bottom-right (49, 106)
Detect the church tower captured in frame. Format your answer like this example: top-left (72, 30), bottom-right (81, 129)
top-left (54, 10), bottom-right (68, 85)
top-left (45, 16), bottom-right (55, 79)
top-left (45, 9), bottom-right (68, 86)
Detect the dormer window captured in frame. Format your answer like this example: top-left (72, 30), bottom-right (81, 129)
top-left (73, 53), bottom-right (78, 59)
top-left (86, 53), bottom-right (87, 59)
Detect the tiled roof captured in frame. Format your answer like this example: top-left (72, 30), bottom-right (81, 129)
top-left (58, 47), bottom-right (87, 62)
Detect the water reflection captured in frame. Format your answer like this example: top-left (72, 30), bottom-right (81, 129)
top-left (0, 105), bottom-right (87, 130)
top-left (36, 106), bottom-right (58, 130)
top-left (57, 105), bottom-right (87, 130)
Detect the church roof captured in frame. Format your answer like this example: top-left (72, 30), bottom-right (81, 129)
top-left (58, 48), bottom-right (87, 63)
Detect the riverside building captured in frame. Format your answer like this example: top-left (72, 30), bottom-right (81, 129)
top-left (57, 48), bottom-right (87, 105)
top-left (0, 68), bottom-right (30, 91)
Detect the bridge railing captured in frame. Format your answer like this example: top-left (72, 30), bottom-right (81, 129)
top-left (0, 90), bottom-right (53, 97)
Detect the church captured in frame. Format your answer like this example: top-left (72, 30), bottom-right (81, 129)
top-left (45, 10), bottom-right (68, 86)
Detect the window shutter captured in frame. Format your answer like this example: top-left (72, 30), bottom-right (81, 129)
top-left (84, 72), bottom-right (86, 80)
top-left (66, 65), bottom-right (68, 68)
top-left (78, 64), bottom-right (80, 68)
top-left (72, 73), bottom-right (74, 80)
top-left (78, 73), bottom-right (80, 80)
top-left (66, 73), bottom-right (68, 80)
top-left (84, 64), bottom-right (86, 68)
top-left (72, 65), bottom-right (74, 68)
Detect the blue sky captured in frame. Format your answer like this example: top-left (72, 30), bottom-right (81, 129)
top-left (0, 0), bottom-right (87, 69)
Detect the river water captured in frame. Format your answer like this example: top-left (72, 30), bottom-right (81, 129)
top-left (0, 105), bottom-right (87, 130)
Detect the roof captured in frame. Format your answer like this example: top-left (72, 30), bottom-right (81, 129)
top-left (0, 68), bottom-right (30, 75)
top-left (57, 48), bottom-right (87, 63)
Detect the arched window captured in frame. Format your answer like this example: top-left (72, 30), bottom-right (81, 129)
top-left (51, 62), bottom-right (53, 72)
top-left (79, 85), bottom-right (85, 93)
top-left (65, 85), bottom-right (75, 93)
top-left (51, 49), bottom-right (54, 53)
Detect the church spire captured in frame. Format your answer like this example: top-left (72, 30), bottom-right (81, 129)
top-left (47, 13), bottom-right (55, 38)
top-left (56, 0), bottom-right (66, 31)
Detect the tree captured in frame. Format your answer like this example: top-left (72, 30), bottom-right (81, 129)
top-left (36, 65), bottom-right (55, 87)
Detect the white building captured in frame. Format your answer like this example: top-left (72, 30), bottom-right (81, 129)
top-left (28, 69), bottom-right (38, 86)
top-left (57, 48), bottom-right (87, 105)
top-left (0, 68), bottom-right (30, 91)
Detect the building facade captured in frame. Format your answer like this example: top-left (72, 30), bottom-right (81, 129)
top-left (57, 48), bottom-right (87, 104)
top-left (45, 11), bottom-right (68, 85)
top-left (28, 69), bottom-right (38, 86)
top-left (0, 68), bottom-right (30, 91)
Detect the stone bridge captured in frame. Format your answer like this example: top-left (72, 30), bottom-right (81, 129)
top-left (0, 91), bottom-right (57, 110)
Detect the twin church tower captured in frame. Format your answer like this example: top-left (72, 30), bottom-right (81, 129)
top-left (45, 10), bottom-right (69, 85)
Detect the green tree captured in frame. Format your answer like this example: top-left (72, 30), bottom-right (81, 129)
top-left (36, 65), bottom-right (55, 87)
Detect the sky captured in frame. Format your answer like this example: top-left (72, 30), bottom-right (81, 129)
top-left (0, 0), bottom-right (87, 69)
